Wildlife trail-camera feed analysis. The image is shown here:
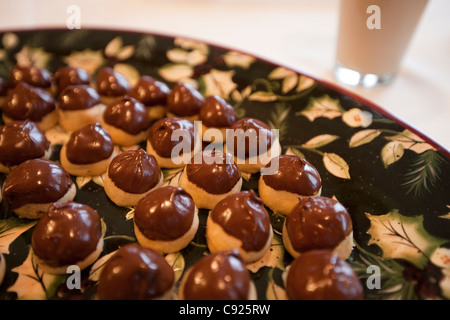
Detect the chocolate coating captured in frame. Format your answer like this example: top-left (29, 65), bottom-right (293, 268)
top-left (134, 186), bottom-right (196, 241)
top-left (227, 118), bottom-right (273, 158)
top-left (9, 65), bottom-right (52, 88)
top-left (167, 82), bottom-right (205, 116)
top-left (210, 190), bottom-right (271, 252)
top-left (199, 95), bottom-right (237, 128)
top-left (58, 85), bottom-right (101, 111)
top-left (108, 150), bottom-right (161, 194)
top-left (286, 250), bottom-right (363, 300)
top-left (183, 250), bottom-right (251, 300)
top-left (285, 197), bottom-right (352, 252)
top-left (103, 96), bottom-right (151, 135)
top-left (65, 123), bottom-right (114, 165)
top-left (186, 150), bottom-right (240, 194)
top-left (2, 159), bottom-right (73, 210)
top-left (54, 66), bottom-right (90, 95)
top-left (31, 201), bottom-right (102, 267)
top-left (96, 67), bottom-right (130, 97)
top-left (3, 82), bottom-right (56, 122)
top-left (0, 77), bottom-right (7, 96)
top-left (0, 120), bottom-right (50, 167)
top-left (97, 244), bottom-right (174, 300)
top-left (129, 75), bottom-right (170, 106)
top-left (263, 155), bottom-right (321, 195)
top-left (148, 117), bottom-right (194, 158)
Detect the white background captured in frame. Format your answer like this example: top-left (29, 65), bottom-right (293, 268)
top-left (1, 0), bottom-right (449, 150)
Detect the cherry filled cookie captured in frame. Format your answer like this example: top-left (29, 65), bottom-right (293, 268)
top-left (206, 190), bottom-right (273, 263)
top-left (258, 155), bottom-right (322, 215)
top-left (60, 123), bottom-right (115, 176)
top-left (97, 244), bottom-right (174, 300)
top-left (285, 250), bottom-right (363, 300)
top-left (128, 75), bottom-right (169, 121)
top-left (31, 201), bottom-right (103, 274)
top-left (2, 159), bottom-right (76, 219)
top-left (178, 250), bottom-right (257, 300)
top-left (3, 82), bottom-right (57, 131)
top-left (178, 150), bottom-right (242, 209)
top-left (0, 120), bottom-right (51, 174)
top-left (282, 196), bottom-right (354, 260)
top-left (166, 82), bottom-right (205, 121)
top-left (100, 96), bottom-right (151, 146)
top-left (225, 117), bottom-right (281, 174)
top-left (146, 117), bottom-right (200, 168)
top-left (104, 149), bottom-right (163, 207)
top-left (134, 186), bottom-right (199, 254)
top-left (57, 84), bottom-right (105, 132)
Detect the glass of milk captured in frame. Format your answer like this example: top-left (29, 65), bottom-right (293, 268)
top-left (334, 0), bottom-right (429, 88)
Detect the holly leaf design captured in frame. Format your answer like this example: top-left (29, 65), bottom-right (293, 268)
top-left (296, 75), bottom-right (315, 93)
top-left (284, 147), bottom-right (305, 159)
top-left (296, 95), bottom-right (344, 122)
top-left (381, 141), bottom-right (404, 168)
top-left (385, 130), bottom-right (435, 154)
top-left (349, 129), bottom-right (382, 148)
top-left (349, 242), bottom-right (417, 300)
top-left (365, 210), bottom-right (447, 268)
top-left (323, 152), bottom-right (351, 180)
top-left (302, 134), bottom-right (339, 149)
top-left (199, 69), bottom-right (237, 99)
top-left (222, 51), bottom-right (255, 69)
top-left (158, 63), bottom-right (193, 82)
top-left (76, 176), bottom-right (92, 189)
top-left (7, 249), bottom-right (66, 300)
top-left (0, 217), bottom-right (37, 254)
top-left (248, 91), bottom-right (278, 102)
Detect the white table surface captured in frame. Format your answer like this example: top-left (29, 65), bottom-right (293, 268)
top-left (1, 0), bottom-right (449, 151)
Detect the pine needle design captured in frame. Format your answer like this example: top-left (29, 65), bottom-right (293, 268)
top-left (403, 150), bottom-right (446, 197)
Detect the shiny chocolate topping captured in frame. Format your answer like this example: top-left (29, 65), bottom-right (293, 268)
top-left (0, 120), bottom-right (50, 167)
top-left (3, 82), bottom-right (56, 122)
top-left (285, 196), bottom-right (352, 252)
top-left (129, 75), bottom-right (170, 106)
top-left (3, 159), bottom-right (73, 210)
top-left (31, 201), bottom-right (102, 267)
top-left (9, 65), bottom-right (52, 88)
top-left (96, 67), bottom-right (130, 97)
top-left (103, 96), bottom-right (151, 135)
top-left (227, 118), bottom-right (273, 158)
top-left (0, 77), bottom-right (7, 96)
top-left (108, 150), bottom-right (161, 194)
top-left (148, 117), bottom-right (195, 158)
top-left (97, 244), bottom-right (174, 300)
top-left (199, 95), bottom-right (237, 128)
top-left (54, 66), bottom-right (90, 95)
top-left (134, 186), bottom-right (196, 241)
top-left (210, 190), bottom-right (271, 252)
top-left (186, 150), bottom-right (241, 194)
top-left (167, 82), bottom-right (205, 116)
top-left (183, 250), bottom-right (251, 300)
top-left (286, 250), bottom-right (363, 300)
top-left (58, 85), bottom-right (101, 111)
top-left (263, 155), bottom-right (321, 195)
top-left (65, 123), bottom-right (114, 165)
